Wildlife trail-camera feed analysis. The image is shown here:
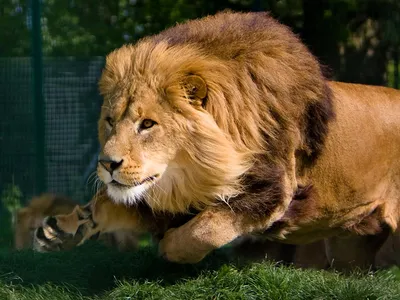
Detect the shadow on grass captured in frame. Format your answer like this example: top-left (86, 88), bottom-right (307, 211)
top-left (1, 242), bottom-right (400, 299)
top-left (0, 242), bottom-right (244, 296)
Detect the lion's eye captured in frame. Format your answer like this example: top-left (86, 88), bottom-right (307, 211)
top-left (139, 119), bottom-right (156, 131)
top-left (105, 117), bottom-right (114, 127)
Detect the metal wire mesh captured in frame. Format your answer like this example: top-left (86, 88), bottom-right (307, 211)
top-left (0, 58), bottom-right (36, 203)
top-left (0, 57), bottom-right (104, 204)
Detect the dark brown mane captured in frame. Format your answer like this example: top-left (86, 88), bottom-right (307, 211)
top-left (303, 83), bottom-right (335, 164)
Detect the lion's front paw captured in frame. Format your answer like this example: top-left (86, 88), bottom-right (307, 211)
top-left (33, 204), bottom-right (99, 252)
top-left (158, 228), bottom-right (210, 264)
top-left (33, 216), bottom-right (75, 252)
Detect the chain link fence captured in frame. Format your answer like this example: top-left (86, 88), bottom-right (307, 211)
top-left (0, 57), bottom-right (103, 204)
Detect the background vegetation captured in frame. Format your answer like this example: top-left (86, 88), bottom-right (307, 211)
top-left (1, 0), bottom-right (399, 86)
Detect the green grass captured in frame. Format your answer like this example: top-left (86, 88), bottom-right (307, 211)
top-left (0, 243), bottom-right (400, 300)
top-left (1, 210), bottom-right (400, 300)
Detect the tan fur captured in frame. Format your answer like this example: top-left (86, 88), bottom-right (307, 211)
top-left (98, 42), bottom-right (253, 213)
top-left (96, 12), bottom-right (328, 214)
top-left (15, 193), bottom-right (138, 252)
top-left (273, 83), bottom-right (400, 240)
top-left (34, 12), bottom-right (400, 270)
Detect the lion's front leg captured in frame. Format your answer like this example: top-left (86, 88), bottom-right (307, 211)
top-left (158, 205), bottom-right (287, 264)
top-left (159, 162), bottom-right (295, 264)
top-left (158, 209), bottom-right (241, 263)
top-left (33, 189), bottom-right (147, 252)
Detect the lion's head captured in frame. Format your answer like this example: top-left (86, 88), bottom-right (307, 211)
top-left (97, 12), bottom-right (329, 214)
top-left (98, 43), bottom-right (252, 213)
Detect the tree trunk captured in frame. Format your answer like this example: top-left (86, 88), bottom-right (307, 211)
top-left (394, 48), bottom-right (399, 89)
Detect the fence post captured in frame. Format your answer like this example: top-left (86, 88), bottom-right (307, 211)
top-left (394, 48), bottom-right (399, 89)
top-left (31, 0), bottom-right (46, 194)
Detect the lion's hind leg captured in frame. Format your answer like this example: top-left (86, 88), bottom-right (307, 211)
top-left (34, 203), bottom-right (99, 252)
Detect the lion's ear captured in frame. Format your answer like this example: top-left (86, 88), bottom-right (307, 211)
top-left (182, 75), bottom-right (207, 107)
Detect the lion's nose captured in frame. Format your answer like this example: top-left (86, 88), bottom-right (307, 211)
top-left (98, 156), bottom-right (123, 174)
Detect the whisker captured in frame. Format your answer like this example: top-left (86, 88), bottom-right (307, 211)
top-left (86, 171), bottom-right (97, 186)
top-left (92, 178), bottom-right (97, 195)
top-left (144, 189), bottom-right (160, 208)
top-left (153, 181), bottom-right (167, 195)
top-left (93, 179), bottom-right (99, 201)
top-left (94, 177), bottom-right (103, 196)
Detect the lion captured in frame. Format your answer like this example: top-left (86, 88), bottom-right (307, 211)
top-left (33, 11), bottom-right (400, 271)
top-left (15, 193), bottom-right (138, 252)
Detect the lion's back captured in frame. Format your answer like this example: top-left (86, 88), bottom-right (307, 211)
top-left (151, 11), bottom-right (302, 60)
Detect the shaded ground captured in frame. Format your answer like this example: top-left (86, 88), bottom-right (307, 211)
top-left (0, 242), bottom-right (400, 300)
top-left (1, 211), bottom-right (400, 300)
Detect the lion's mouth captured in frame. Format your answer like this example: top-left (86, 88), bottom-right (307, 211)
top-left (109, 175), bottom-right (159, 189)
top-left (109, 180), bottom-right (130, 188)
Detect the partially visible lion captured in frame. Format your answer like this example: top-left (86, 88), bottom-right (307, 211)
top-left (15, 193), bottom-right (138, 252)
top-left (34, 11), bottom-right (400, 271)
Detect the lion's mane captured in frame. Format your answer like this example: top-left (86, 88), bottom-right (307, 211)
top-left (99, 11), bottom-right (333, 213)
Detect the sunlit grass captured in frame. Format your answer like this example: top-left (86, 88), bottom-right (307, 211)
top-left (1, 210), bottom-right (399, 300)
top-left (0, 242), bottom-right (399, 300)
